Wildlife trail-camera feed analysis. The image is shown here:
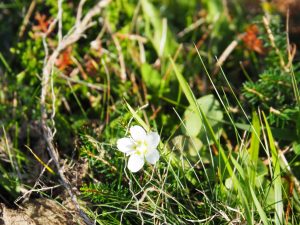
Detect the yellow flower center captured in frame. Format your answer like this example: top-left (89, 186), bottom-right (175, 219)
top-left (135, 140), bottom-right (148, 156)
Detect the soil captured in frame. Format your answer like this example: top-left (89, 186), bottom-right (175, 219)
top-left (0, 198), bottom-right (84, 225)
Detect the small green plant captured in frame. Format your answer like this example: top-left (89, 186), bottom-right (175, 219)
top-left (243, 15), bottom-right (300, 127)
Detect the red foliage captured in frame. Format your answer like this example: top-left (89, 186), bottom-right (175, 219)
top-left (33, 12), bottom-right (52, 33)
top-left (55, 47), bottom-right (73, 71)
top-left (242, 25), bottom-right (265, 54)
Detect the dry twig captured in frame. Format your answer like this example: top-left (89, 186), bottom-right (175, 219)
top-left (40, 1), bottom-right (111, 224)
top-left (263, 16), bottom-right (290, 72)
top-left (18, 0), bottom-right (37, 38)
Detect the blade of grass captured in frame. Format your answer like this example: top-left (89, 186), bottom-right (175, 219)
top-left (67, 81), bottom-right (87, 118)
top-left (170, 56), bottom-right (235, 181)
top-left (170, 57), bottom-right (255, 223)
top-left (262, 112), bottom-right (284, 225)
top-left (210, 54), bottom-right (269, 158)
top-left (187, 49), bottom-right (273, 224)
top-left (249, 112), bottom-right (261, 188)
top-left (231, 154), bottom-right (269, 225)
top-left (0, 52), bottom-right (12, 73)
top-left (125, 100), bottom-right (149, 132)
top-left (2, 126), bottom-right (16, 173)
top-left (24, 145), bottom-right (55, 175)
top-left (290, 66), bottom-right (300, 107)
top-left (249, 185), bottom-right (269, 225)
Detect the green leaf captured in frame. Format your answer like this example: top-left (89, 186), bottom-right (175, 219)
top-left (255, 160), bottom-right (268, 187)
top-left (183, 94), bottom-right (223, 143)
top-left (141, 0), bottom-right (177, 57)
top-left (293, 141), bottom-right (300, 155)
top-left (172, 135), bottom-right (203, 156)
top-left (202, 0), bottom-right (223, 23)
top-left (171, 57), bottom-right (235, 184)
top-left (141, 63), bottom-right (161, 90)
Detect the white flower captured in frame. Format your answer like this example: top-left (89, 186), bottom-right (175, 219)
top-left (117, 125), bottom-right (160, 173)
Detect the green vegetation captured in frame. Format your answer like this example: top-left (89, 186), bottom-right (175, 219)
top-left (1, 0), bottom-right (300, 224)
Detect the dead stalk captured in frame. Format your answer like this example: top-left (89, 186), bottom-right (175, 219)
top-left (40, 1), bottom-right (111, 224)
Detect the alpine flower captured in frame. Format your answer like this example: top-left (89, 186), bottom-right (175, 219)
top-left (117, 125), bottom-right (160, 173)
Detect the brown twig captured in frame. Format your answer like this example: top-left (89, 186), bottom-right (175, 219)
top-left (59, 72), bottom-right (105, 91)
top-left (177, 18), bottom-right (205, 38)
top-left (18, 0), bottom-right (37, 38)
top-left (213, 40), bottom-right (239, 75)
top-left (263, 16), bottom-right (289, 72)
top-left (40, 1), bottom-right (111, 224)
top-left (285, 9), bottom-right (297, 69)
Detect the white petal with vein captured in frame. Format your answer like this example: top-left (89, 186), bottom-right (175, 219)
top-left (128, 154), bottom-right (144, 172)
top-left (146, 132), bottom-right (160, 148)
top-left (130, 125), bottom-right (147, 141)
top-left (145, 149), bottom-right (160, 164)
top-left (117, 138), bottom-right (134, 154)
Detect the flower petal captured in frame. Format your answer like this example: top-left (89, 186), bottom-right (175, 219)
top-left (145, 149), bottom-right (160, 164)
top-left (117, 138), bottom-right (135, 154)
top-left (128, 154), bottom-right (144, 173)
top-left (130, 125), bottom-right (147, 141)
top-left (146, 132), bottom-right (160, 148)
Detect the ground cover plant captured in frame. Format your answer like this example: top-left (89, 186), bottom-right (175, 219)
top-left (0, 0), bottom-right (300, 224)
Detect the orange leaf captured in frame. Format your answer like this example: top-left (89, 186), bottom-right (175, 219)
top-left (33, 12), bottom-right (52, 33)
top-left (55, 46), bottom-right (73, 71)
top-left (242, 25), bottom-right (265, 54)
